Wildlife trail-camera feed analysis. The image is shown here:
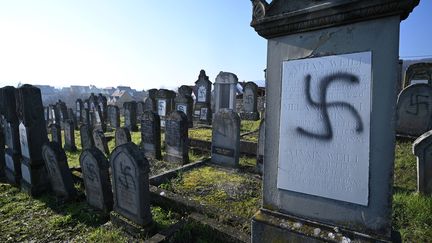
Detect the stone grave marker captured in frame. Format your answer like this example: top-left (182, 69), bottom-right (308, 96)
top-left (42, 142), bottom-right (77, 201)
top-left (211, 109), bottom-right (240, 167)
top-left (67, 108), bottom-right (78, 130)
top-left (80, 124), bottom-right (94, 150)
top-left (124, 101), bottom-right (138, 132)
top-left (0, 128), bottom-right (6, 180)
top-left (175, 85), bottom-right (194, 128)
top-left (413, 130), bottom-right (432, 195)
top-left (93, 129), bottom-right (109, 155)
top-left (164, 111), bottom-right (189, 164)
top-left (56, 100), bottom-right (68, 129)
top-left (193, 70), bottom-right (212, 124)
top-left (249, 1), bottom-right (418, 241)
top-left (49, 104), bottom-right (60, 125)
top-left (110, 142), bottom-right (153, 228)
top-left (49, 123), bottom-right (62, 145)
top-left (80, 147), bottom-right (113, 211)
top-left (76, 99), bottom-right (83, 124)
top-left (395, 83), bottom-right (432, 137)
top-left (156, 89), bottom-right (176, 128)
top-left (240, 82), bottom-right (260, 121)
top-left (256, 119), bottom-right (265, 174)
top-left (140, 111), bottom-right (161, 160)
top-left (82, 108), bottom-right (91, 126)
top-left (93, 106), bottom-right (106, 132)
top-left (64, 119), bottom-right (77, 152)
top-left (214, 72), bottom-right (238, 114)
top-left (144, 89), bottom-right (157, 112)
top-left (98, 94), bottom-right (108, 122)
top-left (137, 101), bottom-right (145, 119)
top-left (115, 127), bottom-right (132, 147)
top-left (108, 105), bottom-right (120, 128)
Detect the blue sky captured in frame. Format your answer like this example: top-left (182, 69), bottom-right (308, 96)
top-left (0, 1), bottom-right (430, 90)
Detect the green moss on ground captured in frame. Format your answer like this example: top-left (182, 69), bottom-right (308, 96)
top-left (189, 128), bottom-right (212, 141)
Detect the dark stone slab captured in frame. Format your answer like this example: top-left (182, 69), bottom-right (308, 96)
top-left (80, 147), bottom-right (113, 212)
top-left (80, 124), bottom-right (94, 150)
top-left (164, 111), bottom-right (189, 164)
top-left (49, 124), bottom-right (62, 145)
top-left (175, 85), bottom-right (194, 128)
top-left (64, 119), bottom-right (77, 152)
top-left (156, 89), bottom-right (176, 127)
top-left (76, 99), bottom-right (83, 124)
top-left (108, 105), bottom-right (120, 128)
top-left (140, 111), bottom-right (161, 160)
top-left (115, 127), bottom-right (131, 147)
top-left (211, 109), bottom-right (240, 167)
top-left (4, 148), bottom-right (21, 185)
top-left (193, 70), bottom-right (213, 124)
top-left (123, 101), bottom-right (138, 132)
top-left (93, 129), bottom-right (109, 155)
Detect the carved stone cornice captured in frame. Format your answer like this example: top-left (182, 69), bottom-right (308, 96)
top-left (251, 0), bottom-right (419, 39)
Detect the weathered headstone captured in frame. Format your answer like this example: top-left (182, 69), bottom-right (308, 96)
top-left (64, 119), bottom-right (77, 152)
top-left (110, 143), bottom-right (153, 229)
top-left (56, 100), bottom-right (68, 129)
top-left (240, 82), bottom-right (260, 121)
top-left (93, 129), bottom-right (109, 155)
top-left (16, 84), bottom-right (50, 195)
top-left (123, 101), bottom-right (138, 132)
top-left (93, 106), bottom-right (107, 132)
top-left (98, 94), bottom-right (108, 122)
top-left (211, 109), bottom-right (240, 167)
top-left (164, 111), bottom-right (189, 164)
top-left (67, 108), bottom-right (78, 130)
top-left (413, 130), bottom-right (432, 196)
top-left (144, 89), bottom-right (157, 112)
top-left (80, 147), bottom-right (113, 211)
top-left (76, 99), bottom-right (83, 124)
top-left (256, 119), bottom-right (265, 174)
top-left (249, 1), bottom-right (418, 241)
top-left (80, 124), bottom-right (94, 150)
top-left (193, 70), bottom-right (213, 124)
top-left (108, 105), bottom-right (121, 128)
top-left (140, 111), bottom-right (161, 160)
top-left (49, 104), bottom-right (60, 125)
top-left (395, 83), bottom-right (432, 137)
top-left (175, 85), bottom-right (194, 128)
top-left (156, 89), bottom-right (176, 127)
top-left (115, 127), bottom-right (132, 147)
top-left (214, 72), bottom-right (238, 114)
top-left (42, 142), bottom-right (77, 201)
top-left (82, 108), bottom-right (91, 126)
top-left (137, 101), bottom-right (145, 119)
top-left (49, 124), bottom-right (62, 145)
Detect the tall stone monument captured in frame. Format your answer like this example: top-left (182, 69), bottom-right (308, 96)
top-left (193, 70), bottom-right (212, 124)
top-left (140, 111), bottom-right (162, 160)
top-left (240, 82), bottom-right (260, 121)
top-left (76, 99), bottom-right (83, 124)
top-left (156, 89), bottom-right (176, 127)
top-left (250, 0), bottom-right (418, 242)
top-left (123, 101), bottom-right (138, 132)
top-left (211, 109), bottom-right (240, 167)
top-left (144, 89), bottom-right (158, 113)
top-left (213, 72), bottom-right (238, 114)
top-left (164, 111), bottom-right (189, 164)
top-left (175, 85), bottom-right (194, 128)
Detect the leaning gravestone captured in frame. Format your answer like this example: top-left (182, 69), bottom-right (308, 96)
top-left (412, 130), bottom-right (432, 196)
top-left (240, 82), bottom-right (260, 121)
top-left (175, 85), bottom-right (194, 128)
top-left (249, 1), bottom-right (418, 242)
top-left (80, 147), bottom-right (113, 211)
top-left (115, 127), bottom-right (132, 147)
top-left (93, 129), bottom-right (109, 156)
top-left (42, 142), bottom-right (77, 201)
top-left (110, 142), bottom-right (153, 233)
top-left (256, 119), bottom-right (265, 174)
top-left (140, 111), bottom-right (161, 160)
top-left (80, 124), bottom-right (94, 150)
top-left (49, 124), bottom-right (62, 145)
top-left (211, 109), bottom-right (240, 167)
top-left (193, 70), bottom-right (212, 124)
top-left (93, 106), bottom-right (107, 132)
top-left (124, 101), bottom-right (138, 132)
top-left (164, 111), bottom-right (189, 164)
top-left (213, 72), bottom-right (238, 114)
top-left (64, 119), bottom-right (77, 152)
top-left (395, 83), bottom-right (432, 137)
top-left (156, 89), bottom-right (176, 128)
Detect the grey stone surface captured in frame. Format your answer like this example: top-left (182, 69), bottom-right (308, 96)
top-left (82, 108), bottom-right (91, 126)
top-left (80, 124), bottom-right (94, 150)
top-left (137, 101), bottom-right (145, 119)
top-left (64, 119), bottom-right (77, 152)
top-left (115, 127), bottom-right (132, 147)
top-left (140, 111), bottom-right (161, 160)
top-left (80, 147), bottom-right (113, 211)
top-left (92, 106), bottom-right (106, 132)
top-left (42, 142), bottom-right (77, 201)
top-left (98, 94), bottom-right (108, 122)
top-left (193, 70), bottom-right (212, 124)
top-left (164, 111), bottom-right (189, 164)
top-left (4, 149), bottom-right (21, 185)
top-left (256, 119), bottom-right (265, 174)
top-left (108, 105), bottom-right (120, 128)
top-left (413, 130), bottom-right (432, 195)
top-left (144, 89), bottom-right (158, 112)
top-left (211, 109), bottom-right (240, 167)
top-left (93, 129), bottom-right (109, 156)
top-left (76, 99), bottom-right (83, 124)
top-left (175, 85), bottom-right (194, 128)
top-left (395, 83), bottom-right (432, 137)
top-left (156, 89), bottom-right (176, 127)
top-left (67, 108), bottom-right (78, 130)
top-left (214, 72), bottom-right (238, 114)
top-left (123, 101), bottom-right (138, 132)
top-left (1, 87), bottom-right (21, 155)
top-left (240, 82), bottom-right (260, 121)
top-left (110, 142), bottom-right (152, 226)
top-left (50, 124), bottom-right (62, 145)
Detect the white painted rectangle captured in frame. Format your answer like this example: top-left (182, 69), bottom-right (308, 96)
top-left (277, 52), bottom-right (371, 206)
top-left (158, 100), bottom-right (167, 116)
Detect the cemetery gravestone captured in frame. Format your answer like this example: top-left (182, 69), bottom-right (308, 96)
top-left (49, 124), bottom-right (62, 145)
top-left (175, 85), bottom-right (194, 128)
top-left (67, 108), bottom-right (78, 130)
top-left (124, 101), bottom-right (138, 132)
top-left (164, 111), bottom-right (189, 164)
top-left (137, 101), bottom-right (145, 119)
top-left (193, 70), bottom-right (212, 124)
top-left (83, 108), bottom-right (91, 126)
top-left (93, 106), bottom-right (106, 132)
top-left (0, 128), bottom-right (5, 180)
top-left (76, 99), bottom-right (83, 124)
top-left (240, 82), bottom-right (260, 121)
top-left (214, 72), bottom-right (238, 114)
top-left (64, 119), bottom-right (77, 152)
top-left (98, 94), bottom-right (108, 122)
top-left (144, 89), bottom-right (157, 112)
top-left (211, 109), bottom-right (240, 167)
top-left (93, 129), bottom-right (109, 156)
top-left (80, 147), bottom-right (113, 211)
top-left (395, 83), bottom-right (432, 137)
top-left (115, 127), bottom-right (132, 147)
top-left (49, 104), bottom-right (60, 125)
top-left (156, 89), bottom-right (176, 128)
top-left (80, 124), bottom-right (94, 150)
top-left (42, 142), bottom-right (77, 201)
top-left (140, 111), bottom-right (161, 160)
top-left (413, 130), bottom-right (432, 195)
top-left (108, 105), bottom-right (121, 128)
top-left (110, 143), bottom-right (153, 229)
top-left (56, 100), bottom-right (68, 129)
top-left (249, 1), bottom-right (419, 242)
top-left (256, 119), bottom-right (265, 174)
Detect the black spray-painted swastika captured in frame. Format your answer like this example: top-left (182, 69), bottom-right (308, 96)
top-left (406, 94), bottom-right (429, 115)
top-left (296, 73), bottom-right (363, 141)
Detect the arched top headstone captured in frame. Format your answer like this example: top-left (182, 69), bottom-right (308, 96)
top-left (215, 72), bottom-right (238, 84)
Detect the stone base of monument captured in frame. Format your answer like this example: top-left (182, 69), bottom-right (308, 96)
top-left (20, 159), bottom-right (50, 196)
top-left (63, 144), bottom-right (78, 152)
top-left (4, 150), bottom-right (21, 186)
top-left (240, 112), bottom-right (260, 121)
top-left (110, 211), bottom-right (155, 238)
top-left (251, 209), bottom-right (397, 243)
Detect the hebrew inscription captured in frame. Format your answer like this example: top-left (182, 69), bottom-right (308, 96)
top-left (278, 52), bottom-right (371, 206)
